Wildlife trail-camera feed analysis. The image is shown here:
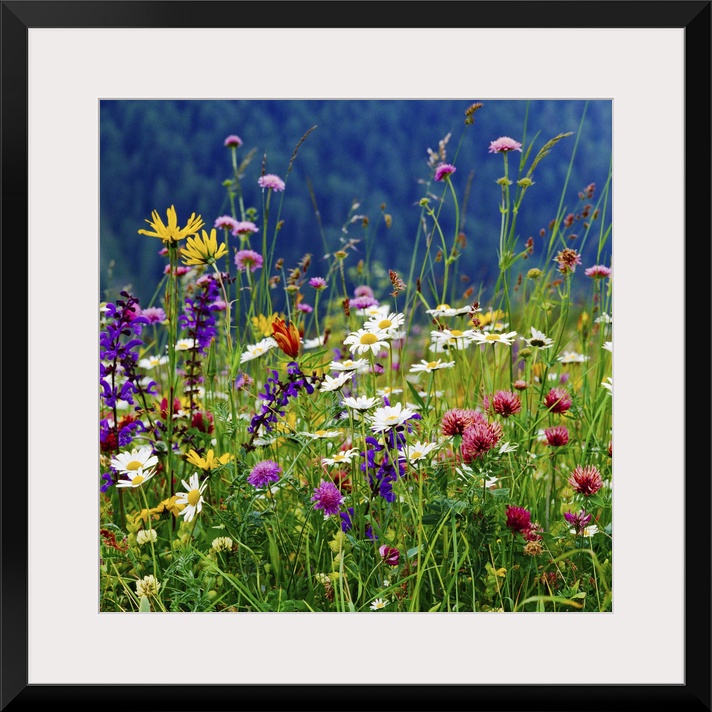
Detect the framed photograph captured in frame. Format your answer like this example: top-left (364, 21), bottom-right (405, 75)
top-left (5, 1), bottom-right (709, 709)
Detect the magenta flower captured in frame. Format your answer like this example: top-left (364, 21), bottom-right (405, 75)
top-left (350, 295), bottom-right (379, 310)
top-left (441, 408), bottom-right (484, 437)
top-left (247, 459), bottom-right (281, 488)
top-left (214, 215), bottom-right (240, 231)
top-left (309, 277), bottom-right (327, 290)
top-left (554, 248), bottom-right (582, 275)
top-left (311, 480), bottom-right (344, 517)
top-left (297, 303), bottom-right (313, 314)
top-left (491, 390), bottom-right (522, 418)
top-left (141, 306), bottom-right (166, 324)
top-left (564, 509), bottom-right (592, 534)
top-left (378, 545), bottom-right (400, 566)
top-left (585, 264), bottom-right (611, 278)
top-left (224, 135), bottom-right (243, 148)
top-left (354, 285), bottom-right (374, 299)
top-left (258, 174), bottom-right (286, 192)
top-left (505, 505), bottom-right (532, 535)
top-left (544, 387), bottom-right (572, 414)
top-left (489, 136), bottom-right (523, 154)
top-left (568, 465), bottom-right (604, 496)
top-left (461, 419), bottom-right (503, 462)
top-left (544, 425), bottom-right (569, 447)
top-left (231, 221), bottom-right (260, 237)
top-left (235, 249), bottom-right (263, 272)
top-left (434, 163), bottom-right (457, 181)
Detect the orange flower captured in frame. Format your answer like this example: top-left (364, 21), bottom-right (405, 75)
top-left (271, 317), bottom-right (301, 358)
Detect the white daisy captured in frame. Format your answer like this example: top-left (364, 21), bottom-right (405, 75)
top-left (303, 429), bottom-right (342, 440)
top-left (498, 441), bottom-right (519, 454)
top-left (376, 386), bottom-right (403, 397)
top-left (594, 313), bottom-right (612, 324)
top-left (322, 448), bottom-right (360, 467)
top-left (320, 371), bottom-right (355, 392)
top-left (175, 472), bottom-right (209, 523)
top-left (303, 336), bottom-right (328, 350)
top-left (111, 446), bottom-right (158, 474)
top-left (355, 303), bottom-right (391, 319)
top-left (342, 395), bottom-right (380, 411)
top-left (520, 327), bottom-right (554, 349)
top-left (115, 466), bottom-right (157, 489)
top-left (369, 403), bottom-right (417, 433)
top-left (343, 329), bottom-right (390, 356)
top-left (602, 377), bottom-right (612, 394)
top-left (370, 598), bottom-right (389, 611)
top-left (364, 312), bottom-right (405, 337)
top-left (471, 330), bottom-right (518, 346)
top-left (330, 357), bottom-right (370, 373)
top-left (175, 338), bottom-right (199, 351)
top-left (138, 354), bottom-right (169, 370)
top-left (570, 524), bottom-right (600, 538)
top-left (429, 328), bottom-right (476, 350)
top-left (426, 303), bottom-right (481, 318)
top-left (240, 337), bottom-right (278, 363)
top-left (402, 441), bottom-right (439, 462)
top-left (557, 351), bottom-right (589, 363)
top-left (602, 341), bottom-right (612, 353)
top-left (408, 358), bottom-right (456, 374)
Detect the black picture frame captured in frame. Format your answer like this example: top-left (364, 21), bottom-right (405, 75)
top-left (3, 2), bottom-right (710, 710)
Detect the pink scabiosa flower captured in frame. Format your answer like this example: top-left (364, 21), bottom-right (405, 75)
top-left (310, 277), bottom-right (327, 290)
top-left (296, 303), bottom-right (313, 314)
top-left (354, 284), bottom-right (374, 299)
top-left (350, 295), bottom-right (379, 310)
top-left (434, 163), bottom-right (457, 181)
top-left (585, 264), bottom-right (611, 279)
top-left (214, 215), bottom-right (240, 231)
top-left (544, 387), bottom-right (572, 414)
top-left (568, 465), bottom-right (604, 496)
top-left (440, 408), bottom-right (484, 436)
top-left (544, 425), bottom-right (569, 447)
top-left (141, 306), bottom-right (166, 324)
top-left (505, 505), bottom-right (532, 535)
top-left (231, 221), bottom-right (260, 238)
top-left (460, 419), bottom-right (503, 462)
top-left (224, 134), bottom-right (243, 148)
top-left (311, 480), bottom-right (344, 517)
top-left (378, 545), bottom-right (400, 566)
top-left (247, 460), bottom-right (281, 488)
top-left (258, 173), bottom-right (285, 192)
top-left (491, 390), bottom-right (522, 418)
top-left (564, 509), bottom-right (592, 534)
top-left (164, 265), bottom-right (192, 277)
top-left (235, 249), bottom-right (263, 272)
top-left (489, 136), bottom-right (523, 154)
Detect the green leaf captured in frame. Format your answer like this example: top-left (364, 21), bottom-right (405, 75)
top-left (138, 595), bottom-right (151, 612)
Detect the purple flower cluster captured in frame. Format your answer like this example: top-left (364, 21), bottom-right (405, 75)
top-left (360, 430), bottom-right (407, 503)
top-left (245, 362), bottom-right (319, 451)
top-left (340, 507), bottom-right (376, 540)
top-left (179, 275), bottom-right (222, 355)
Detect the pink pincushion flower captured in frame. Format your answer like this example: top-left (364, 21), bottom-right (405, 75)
top-left (441, 408), bottom-right (484, 437)
top-left (235, 249), bottom-right (263, 272)
top-left (568, 465), bottom-right (604, 496)
top-left (311, 480), bottom-right (344, 517)
top-left (544, 425), bottom-right (569, 447)
top-left (350, 295), bottom-right (379, 310)
top-left (434, 163), bottom-right (457, 181)
top-left (491, 390), bottom-right (522, 418)
top-left (309, 277), bottom-right (327, 290)
top-left (505, 505), bottom-right (532, 535)
top-left (354, 285), bottom-right (374, 299)
top-left (247, 460), bottom-right (281, 488)
top-left (224, 135), bottom-right (243, 148)
top-left (214, 215), bottom-right (240, 231)
top-left (297, 303), bottom-right (313, 314)
top-left (141, 306), bottom-right (166, 324)
top-left (489, 136), bottom-right (523, 154)
top-left (554, 248), bottom-right (582, 275)
top-left (544, 387), bottom-right (572, 414)
top-left (585, 264), bottom-right (611, 278)
top-left (460, 420), bottom-right (503, 462)
top-left (258, 174), bottom-right (285, 192)
top-left (164, 265), bottom-right (192, 276)
top-left (232, 221), bottom-right (260, 237)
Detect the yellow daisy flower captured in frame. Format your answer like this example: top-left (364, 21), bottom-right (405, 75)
top-left (185, 448), bottom-right (233, 471)
top-left (181, 229), bottom-right (228, 266)
top-left (138, 205), bottom-right (204, 244)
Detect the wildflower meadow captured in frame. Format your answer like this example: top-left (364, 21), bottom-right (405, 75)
top-left (100, 100), bottom-right (612, 613)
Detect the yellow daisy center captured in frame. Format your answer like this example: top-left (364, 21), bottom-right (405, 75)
top-left (451, 329), bottom-right (463, 337)
top-left (127, 460), bottom-right (143, 471)
top-left (485, 333), bottom-right (501, 341)
top-left (436, 304), bottom-right (450, 310)
top-left (254, 347), bottom-right (264, 354)
top-left (343, 360), bottom-right (354, 368)
top-left (360, 333), bottom-right (378, 345)
top-left (378, 319), bottom-right (392, 329)
top-left (427, 361), bottom-right (439, 369)
top-left (315, 430), bottom-right (329, 437)
top-left (132, 475), bottom-right (145, 485)
top-left (187, 489), bottom-right (201, 507)
top-left (385, 415), bottom-right (400, 423)
top-left (333, 453), bottom-right (345, 461)
top-left (411, 451), bottom-right (422, 459)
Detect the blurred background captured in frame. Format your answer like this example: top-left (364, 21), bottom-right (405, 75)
top-left (100, 99), bottom-right (612, 308)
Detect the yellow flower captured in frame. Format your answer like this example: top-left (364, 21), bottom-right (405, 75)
top-left (134, 495), bottom-right (185, 523)
top-left (478, 308), bottom-right (506, 328)
top-left (185, 448), bottom-right (233, 471)
top-left (138, 205), bottom-right (204, 244)
top-left (252, 312), bottom-right (281, 337)
top-left (181, 229), bottom-right (228, 266)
